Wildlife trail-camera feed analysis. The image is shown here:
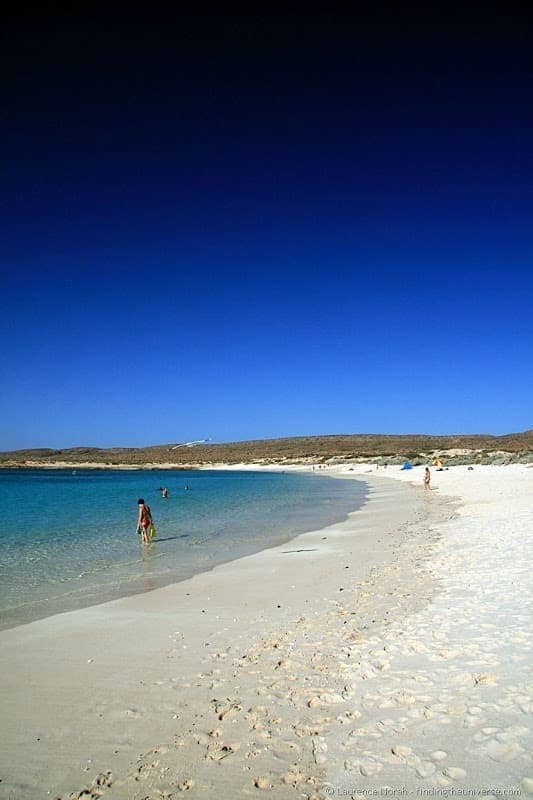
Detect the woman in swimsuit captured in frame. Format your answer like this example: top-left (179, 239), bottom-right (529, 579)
top-left (137, 498), bottom-right (153, 543)
top-left (424, 467), bottom-right (431, 490)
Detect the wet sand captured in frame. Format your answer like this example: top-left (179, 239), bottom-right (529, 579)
top-left (0, 465), bottom-right (531, 799)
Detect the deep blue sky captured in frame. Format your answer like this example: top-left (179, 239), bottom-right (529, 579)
top-left (1, 10), bottom-right (532, 449)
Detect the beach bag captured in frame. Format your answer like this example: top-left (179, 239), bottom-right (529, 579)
top-left (149, 522), bottom-right (157, 538)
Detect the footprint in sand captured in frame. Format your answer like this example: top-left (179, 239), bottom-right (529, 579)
top-left (178, 778), bottom-right (195, 790)
top-left (125, 707), bottom-right (143, 718)
top-left (345, 757), bottom-right (383, 776)
top-left (391, 744), bottom-right (412, 757)
top-left (213, 699), bottom-right (243, 720)
top-left (484, 740), bottom-right (525, 763)
top-left (253, 775), bottom-right (272, 789)
top-left (205, 741), bottom-right (241, 761)
top-left (443, 766), bottom-right (467, 780)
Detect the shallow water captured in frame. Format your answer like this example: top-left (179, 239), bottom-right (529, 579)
top-left (0, 468), bottom-right (365, 629)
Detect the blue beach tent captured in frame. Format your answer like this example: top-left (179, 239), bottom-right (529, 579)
top-left (401, 461), bottom-right (413, 470)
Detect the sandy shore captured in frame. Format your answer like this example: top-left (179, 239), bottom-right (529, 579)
top-left (0, 465), bottom-right (531, 799)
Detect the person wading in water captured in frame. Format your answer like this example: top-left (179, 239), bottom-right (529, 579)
top-left (137, 498), bottom-right (153, 543)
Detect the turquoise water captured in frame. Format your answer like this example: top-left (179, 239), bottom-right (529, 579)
top-left (0, 468), bottom-right (365, 629)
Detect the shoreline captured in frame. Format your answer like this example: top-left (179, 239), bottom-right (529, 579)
top-left (0, 469), bottom-right (364, 632)
top-left (0, 465), bottom-right (531, 798)
top-left (0, 461), bottom-right (194, 470)
top-left (0, 473), bottom-right (437, 799)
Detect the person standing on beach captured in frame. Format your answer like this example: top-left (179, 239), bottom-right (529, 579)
top-left (424, 467), bottom-right (431, 490)
top-left (137, 498), bottom-right (153, 543)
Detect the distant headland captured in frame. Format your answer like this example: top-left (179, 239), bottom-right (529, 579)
top-left (1, 431), bottom-right (532, 469)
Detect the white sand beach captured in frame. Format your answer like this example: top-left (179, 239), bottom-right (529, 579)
top-left (0, 464), bottom-right (531, 799)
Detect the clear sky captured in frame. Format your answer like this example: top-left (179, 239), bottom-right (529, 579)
top-left (1, 10), bottom-right (532, 449)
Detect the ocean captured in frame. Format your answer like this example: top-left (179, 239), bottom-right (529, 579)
top-left (0, 468), bottom-right (365, 630)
